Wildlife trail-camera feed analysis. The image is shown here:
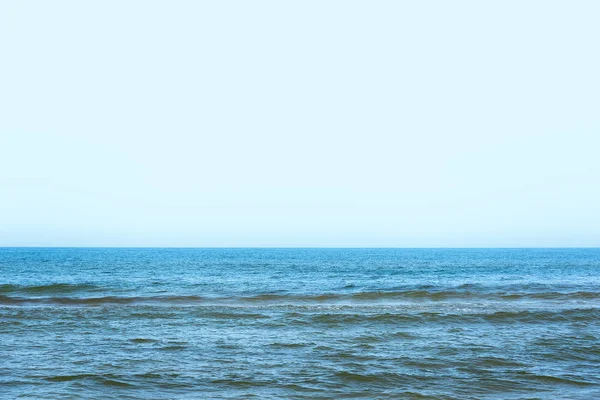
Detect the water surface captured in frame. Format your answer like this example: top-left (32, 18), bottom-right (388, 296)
top-left (1, 248), bottom-right (599, 399)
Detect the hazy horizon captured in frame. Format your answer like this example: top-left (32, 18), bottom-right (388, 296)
top-left (1, 246), bottom-right (599, 250)
top-left (1, 1), bottom-right (599, 247)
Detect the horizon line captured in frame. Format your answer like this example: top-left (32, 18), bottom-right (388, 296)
top-left (1, 246), bottom-right (599, 250)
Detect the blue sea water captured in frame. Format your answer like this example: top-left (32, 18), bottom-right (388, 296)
top-left (1, 248), bottom-right (599, 399)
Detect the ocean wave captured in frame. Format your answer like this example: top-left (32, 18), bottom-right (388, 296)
top-left (44, 374), bottom-right (134, 388)
top-left (3, 295), bottom-right (596, 324)
top-left (0, 295), bottom-right (206, 305)
top-left (1, 288), bottom-right (599, 306)
top-left (0, 283), bottom-right (105, 295)
top-left (349, 289), bottom-right (600, 301)
top-left (306, 308), bottom-right (600, 324)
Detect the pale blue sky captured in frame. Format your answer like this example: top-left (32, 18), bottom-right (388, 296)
top-left (1, 1), bottom-right (599, 247)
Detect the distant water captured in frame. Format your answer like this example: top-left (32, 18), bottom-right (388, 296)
top-left (1, 248), bottom-right (599, 399)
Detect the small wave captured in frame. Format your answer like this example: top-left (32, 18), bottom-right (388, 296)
top-left (474, 356), bottom-right (526, 367)
top-left (307, 308), bottom-right (600, 325)
top-left (100, 378), bottom-right (135, 388)
top-left (0, 283), bottom-right (105, 295)
top-left (1, 288), bottom-right (599, 306)
top-left (43, 373), bottom-right (135, 387)
top-left (130, 338), bottom-right (158, 343)
top-left (335, 371), bottom-right (379, 383)
top-left (351, 290), bottom-right (471, 300)
top-left (334, 371), bottom-right (410, 385)
top-left (160, 345), bottom-right (187, 351)
top-left (0, 295), bottom-right (206, 305)
top-left (203, 311), bottom-right (270, 319)
top-left (245, 289), bottom-right (600, 302)
top-left (351, 331), bottom-right (416, 343)
top-left (44, 374), bottom-right (96, 382)
top-left (268, 342), bottom-right (306, 348)
top-left (245, 293), bottom-right (341, 302)
top-left (515, 371), bottom-right (594, 386)
top-left (501, 291), bottom-right (600, 300)
top-left (483, 309), bottom-right (600, 323)
top-left (351, 289), bottom-right (600, 301)
top-left (311, 312), bottom-right (421, 325)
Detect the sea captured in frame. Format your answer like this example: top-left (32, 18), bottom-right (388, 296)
top-left (1, 248), bottom-right (599, 399)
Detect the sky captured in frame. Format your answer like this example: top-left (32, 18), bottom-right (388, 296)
top-left (1, 1), bottom-right (599, 247)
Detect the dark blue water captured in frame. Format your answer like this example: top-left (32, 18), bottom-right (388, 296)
top-left (1, 248), bottom-right (599, 399)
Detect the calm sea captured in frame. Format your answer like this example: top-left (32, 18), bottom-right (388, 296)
top-left (1, 248), bottom-right (599, 399)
